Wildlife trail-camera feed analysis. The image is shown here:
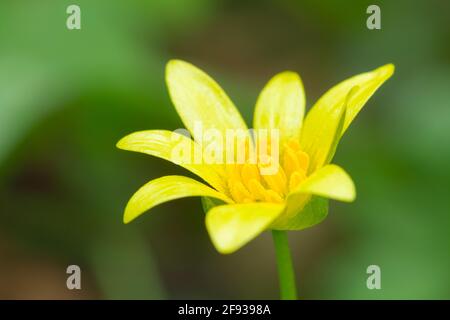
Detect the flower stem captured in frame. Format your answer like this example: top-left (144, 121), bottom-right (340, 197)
top-left (272, 230), bottom-right (297, 300)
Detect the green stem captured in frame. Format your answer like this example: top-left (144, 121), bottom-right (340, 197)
top-left (272, 230), bottom-right (298, 300)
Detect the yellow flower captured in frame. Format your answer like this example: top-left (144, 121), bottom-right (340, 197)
top-left (117, 60), bottom-right (394, 254)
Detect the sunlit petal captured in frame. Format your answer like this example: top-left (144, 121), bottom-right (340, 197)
top-left (300, 64), bottom-right (394, 171)
top-left (254, 71), bottom-right (305, 146)
top-left (300, 96), bottom-right (347, 173)
top-left (124, 175), bottom-right (233, 224)
top-left (206, 202), bottom-right (284, 254)
top-left (166, 60), bottom-right (250, 142)
top-left (117, 130), bottom-right (226, 193)
top-left (290, 164), bottom-right (356, 202)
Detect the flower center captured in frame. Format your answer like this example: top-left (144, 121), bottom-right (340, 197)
top-left (225, 140), bottom-right (309, 203)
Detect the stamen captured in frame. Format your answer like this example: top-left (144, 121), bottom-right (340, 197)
top-left (263, 189), bottom-right (284, 203)
top-left (296, 150), bottom-right (309, 171)
top-left (283, 146), bottom-right (301, 177)
top-left (248, 178), bottom-right (266, 201)
top-left (261, 167), bottom-right (287, 195)
top-left (229, 179), bottom-right (253, 203)
top-left (241, 163), bottom-right (260, 189)
top-left (289, 170), bottom-right (306, 192)
top-left (226, 164), bottom-right (241, 181)
top-left (224, 138), bottom-right (310, 204)
top-left (287, 139), bottom-right (301, 150)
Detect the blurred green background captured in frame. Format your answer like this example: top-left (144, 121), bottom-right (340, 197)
top-left (1, 0), bottom-right (449, 299)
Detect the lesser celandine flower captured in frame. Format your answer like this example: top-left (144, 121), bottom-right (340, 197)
top-left (117, 60), bottom-right (394, 299)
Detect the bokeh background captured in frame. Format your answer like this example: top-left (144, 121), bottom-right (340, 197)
top-left (1, 0), bottom-right (449, 299)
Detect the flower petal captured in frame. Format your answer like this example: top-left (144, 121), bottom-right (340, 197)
top-left (290, 164), bottom-right (356, 202)
top-left (300, 64), bottom-right (394, 171)
top-left (335, 64), bottom-right (394, 135)
top-left (117, 130), bottom-right (226, 193)
top-left (166, 60), bottom-right (249, 142)
top-left (271, 164), bottom-right (353, 230)
top-left (205, 202), bottom-right (284, 254)
top-left (310, 64), bottom-right (394, 135)
top-left (300, 94), bottom-right (347, 173)
top-left (253, 71), bottom-right (305, 146)
top-left (124, 175), bottom-right (233, 224)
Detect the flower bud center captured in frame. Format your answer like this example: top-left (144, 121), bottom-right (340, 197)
top-left (225, 139), bottom-right (309, 203)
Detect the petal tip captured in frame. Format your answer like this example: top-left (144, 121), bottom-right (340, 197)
top-left (379, 63), bottom-right (395, 78)
top-left (205, 210), bottom-right (240, 255)
top-left (166, 58), bottom-right (184, 66)
top-left (342, 176), bottom-right (356, 203)
top-left (213, 243), bottom-right (236, 255)
top-left (123, 211), bottom-right (133, 224)
top-left (166, 59), bottom-right (191, 74)
top-left (278, 70), bottom-right (300, 78)
top-left (337, 166), bottom-right (357, 202)
top-left (346, 188), bottom-right (357, 203)
top-left (116, 136), bottom-right (127, 150)
top-left (123, 199), bottom-right (140, 224)
top-left (272, 70), bottom-right (303, 86)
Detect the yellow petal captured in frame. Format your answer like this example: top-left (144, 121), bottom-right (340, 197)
top-left (166, 60), bottom-right (249, 142)
top-left (205, 202), bottom-right (284, 254)
top-left (253, 71), bottom-right (305, 146)
top-left (124, 175), bottom-right (232, 224)
top-left (300, 95), bottom-right (347, 173)
top-left (290, 164), bottom-right (356, 202)
top-left (314, 64), bottom-right (394, 134)
top-left (117, 130), bottom-right (226, 193)
top-left (337, 64), bottom-right (394, 134)
top-left (301, 64), bottom-right (394, 171)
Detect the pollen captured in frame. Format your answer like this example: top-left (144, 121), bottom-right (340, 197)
top-left (225, 139), bottom-right (309, 203)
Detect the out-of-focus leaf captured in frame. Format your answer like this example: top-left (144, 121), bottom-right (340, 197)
top-left (89, 228), bottom-right (166, 299)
